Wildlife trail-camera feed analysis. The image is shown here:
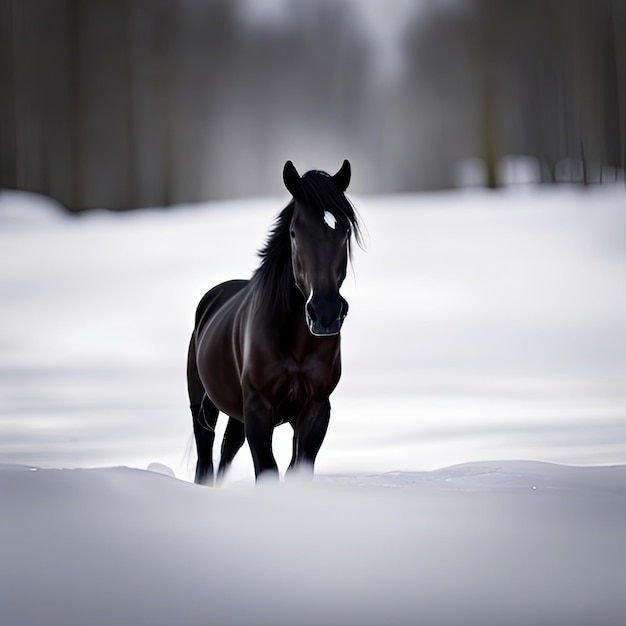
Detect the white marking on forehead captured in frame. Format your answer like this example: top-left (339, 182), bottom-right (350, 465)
top-left (323, 211), bottom-right (337, 230)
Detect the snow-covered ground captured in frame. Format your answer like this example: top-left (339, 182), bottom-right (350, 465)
top-left (2, 461), bottom-right (626, 626)
top-left (1, 186), bottom-right (626, 625)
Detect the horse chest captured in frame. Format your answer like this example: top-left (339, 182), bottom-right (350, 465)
top-left (285, 355), bottom-right (326, 392)
top-left (254, 350), bottom-right (339, 402)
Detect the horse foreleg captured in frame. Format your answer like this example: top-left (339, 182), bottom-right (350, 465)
top-left (192, 397), bottom-right (218, 486)
top-left (216, 417), bottom-right (245, 485)
top-left (244, 394), bottom-right (279, 482)
top-left (287, 399), bottom-right (331, 480)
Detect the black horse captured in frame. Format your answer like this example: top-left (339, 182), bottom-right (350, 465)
top-left (187, 160), bottom-right (362, 484)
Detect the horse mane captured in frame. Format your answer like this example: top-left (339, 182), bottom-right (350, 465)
top-left (251, 201), bottom-right (296, 318)
top-left (251, 171), bottom-right (362, 318)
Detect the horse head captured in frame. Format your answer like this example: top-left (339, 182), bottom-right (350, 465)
top-left (283, 160), bottom-right (354, 337)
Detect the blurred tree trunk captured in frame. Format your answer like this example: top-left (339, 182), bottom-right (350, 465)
top-left (123, 0), bottom-right (137, 208)
top-left (0, 0), bottom-right (17, 189)
top-left (66, 0), bottom-right (83, 208)
top-left (480, 1), bottom-right (500, 189)
top-left (153, 1), bottom-right (176, 207)
top-left (610, 0), bottom-right (626, 183)
top-left (603, 2), bottom-right (621, 177)
top-left (482, 72), bottom-right (499, 189)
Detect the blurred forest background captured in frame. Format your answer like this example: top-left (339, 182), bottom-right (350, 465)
top-left (1, 0), bottom-right (625, 211)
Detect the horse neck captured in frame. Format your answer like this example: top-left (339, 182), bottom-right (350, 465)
top-left (249, 259), bottom-right (297, 319)
top-left (274, 279), bottom-right (305, 330)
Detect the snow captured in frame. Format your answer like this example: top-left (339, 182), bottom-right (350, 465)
top-left (1, 185), bottom-right (626, 625)
top-left (1, 461), bottom-right (625, 626)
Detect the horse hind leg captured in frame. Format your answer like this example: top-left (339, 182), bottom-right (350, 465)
top-left (216, 417), bottom-right (245, 485)
top-left (192, 393), bottom-right (219, 486)
top-left (188, 332), bottom-right (217, 485)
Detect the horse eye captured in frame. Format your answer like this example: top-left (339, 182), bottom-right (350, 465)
top-left (290, 230), bottom-right (296, 239)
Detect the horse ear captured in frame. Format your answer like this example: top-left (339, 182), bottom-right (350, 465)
top-left (283, 160), bottom-right (302, 198)
top-left (332, 159), bottom-right (351, 192)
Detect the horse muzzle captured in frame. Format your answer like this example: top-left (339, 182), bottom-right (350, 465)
top-left (305, 295), bottom-right (348, 337)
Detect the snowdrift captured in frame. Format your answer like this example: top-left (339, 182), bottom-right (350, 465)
top-left (1, 461), bottom-right (625, 626)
